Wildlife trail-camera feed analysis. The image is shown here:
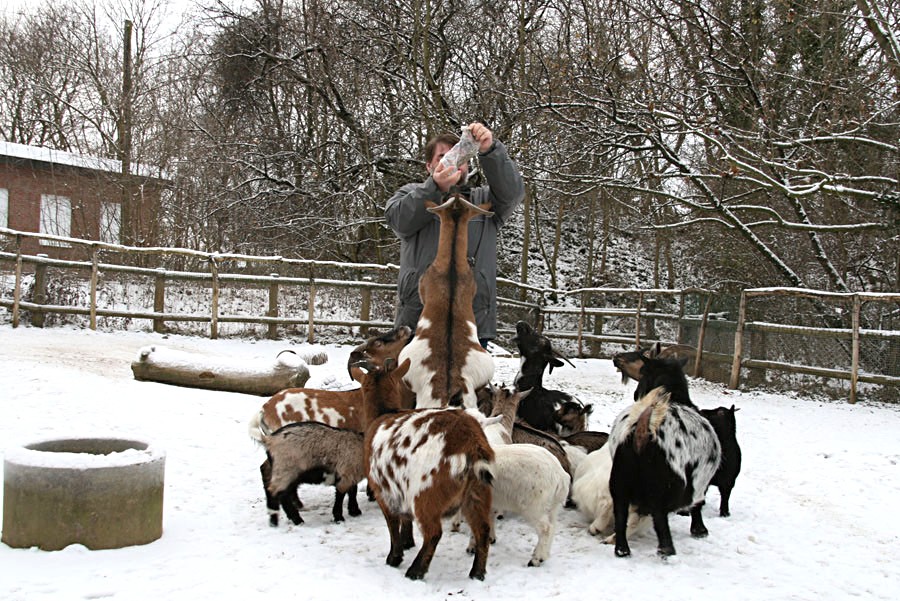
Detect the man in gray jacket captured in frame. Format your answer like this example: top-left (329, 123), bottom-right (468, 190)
top-left (385, 122), bottom-right (525, 347)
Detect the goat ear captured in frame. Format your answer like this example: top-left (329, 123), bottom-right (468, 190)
top-left (549, 357), bottom-right (565, 373)
top-left (582, 404), bottom-right (594, 416)
top-left (349, 366), bottom-right (366, 382)
top-left (384, 357), bottom-right (397, 371)
top-left (394, 358), bottom-right (411, 379)
top-left (483, 415), bottom-right (504, 427)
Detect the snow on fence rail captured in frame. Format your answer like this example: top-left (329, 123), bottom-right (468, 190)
top-left (1, 228), bottom-right (898, 402)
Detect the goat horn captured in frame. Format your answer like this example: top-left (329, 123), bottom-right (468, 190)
top-left (553, 349), bottom-right (577, 369)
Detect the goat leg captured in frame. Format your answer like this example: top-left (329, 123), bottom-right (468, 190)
top-left (612, 498), bottom-right (631, 557)
top-left (347, 483), bottom-right (362, 517)
top-left (652, 511), bottom-right (675, 557)
top-left (689, 503), bottom-right (709, 537)
top-left (332, 489), bottom-right (346, 522)
top-left (405, 523), bottom-right (441, 581)
top-left (380, 507), bottom-right (405, 568)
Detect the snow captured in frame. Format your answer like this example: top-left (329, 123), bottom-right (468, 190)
top-left (1, 325), bottom-right (899, 601)
top-left (5, 442), bottom-right (163, 470)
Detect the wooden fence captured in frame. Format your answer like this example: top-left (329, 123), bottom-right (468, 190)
top-left (1, 227), bottom-right (898, 402)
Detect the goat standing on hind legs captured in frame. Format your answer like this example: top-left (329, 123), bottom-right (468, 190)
top-left (398, 192), bottom-right (496, 409)
top-left (384, 123), bottom-right (525, 373)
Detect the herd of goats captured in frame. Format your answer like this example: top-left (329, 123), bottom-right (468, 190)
top-left (247, 193), bottom-right (742, 581)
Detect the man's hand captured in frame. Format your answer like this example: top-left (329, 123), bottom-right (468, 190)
top-left (469, 122), bottom-right (494, 153)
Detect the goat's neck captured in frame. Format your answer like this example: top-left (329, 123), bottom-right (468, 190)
top-left (490, 397), bottom-right (520, 444)
top-left (514, 361), bottom-right (545, 391)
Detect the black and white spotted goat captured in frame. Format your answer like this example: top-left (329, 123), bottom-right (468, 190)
top-left (608, 351), bottom-right (721, 558)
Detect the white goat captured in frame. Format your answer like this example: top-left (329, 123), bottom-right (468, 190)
top-left (467, 389), bottom-right (569, 567)
top-left (570, 444), bottom-right (651, 543)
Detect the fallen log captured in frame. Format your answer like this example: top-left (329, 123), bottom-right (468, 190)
top-left (131, 346), bottom-right (312, 396)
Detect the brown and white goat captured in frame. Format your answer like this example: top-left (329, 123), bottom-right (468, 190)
top-left (365, 406), bottom-right (495, 580)
top-left (250, 344), bottom-right (412, 525)
top-left (249, 326), bottom-right (415, 439)
top-left (399, 192), bottom-right (495, 409)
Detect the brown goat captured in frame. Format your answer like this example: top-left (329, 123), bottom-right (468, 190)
top-left (347, 326), bottom-right (414, 408)
top-left (399, 192), bottom-right (495, 409)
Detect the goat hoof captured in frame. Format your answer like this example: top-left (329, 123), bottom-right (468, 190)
top-left (333, 516), bottom-right (345, 523)
top-left (615, 546), bottom-right (631, 558)
top-left (691, 526), bottom-right (709, 538)
top-left (405, 568), bottom-right (425, 580)
top-left (349, 508), bottom-right (362, 517)
top-left (386, 553), bottom-right (403, 568)
top-left (527, 558), bottom-right (543, 567)
top-left (468, 569), bottom-right (486, 581)
top-left (657, 545), bottom-right (676, 557)
top-left (269, 515), bottom-right (279, 527)
top-left (720, 510), bottom-right (730, 518)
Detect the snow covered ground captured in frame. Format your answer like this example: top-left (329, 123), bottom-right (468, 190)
top-left (1, 325), bottom-right (898, 601)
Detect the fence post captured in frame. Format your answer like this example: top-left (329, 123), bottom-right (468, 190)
top-left (89, 247), bottom-right (99, 331)
top-left (32, 254), bottom-right (49, 328)
top-left (693, 293), bottom-right (712, 378)
top-left (12, 235), bottom-right (23, 328)
top-left (209, 256), bottom-right (219, 340)
top-left (645, 297), bottom-right (657, 341)
top-left (360, 276), bottom-right (372, 337)
top-left (267, 273), bottom-right (280, 340)
top-left (635, 292), bottom-right (644, 348)
top-left (153, 268), bottom-right (166, 334)
top-left (729, 290), bottom-right (747, 389)
top-left (850, 294), bottom-right (861, 404)
top-left (577, 291), bottom-right (585, 358)
top-left (307, 275), bottom-right (316, 344)
top-left (677, 291), bottom-right (686, 344)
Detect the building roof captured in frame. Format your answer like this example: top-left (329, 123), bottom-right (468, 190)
top-left (0, 140), bottom-right (171, 182)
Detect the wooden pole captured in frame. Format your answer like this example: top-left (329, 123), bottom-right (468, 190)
top-left (693, 292), bottom-right (712, 378)
top-left (32, 254), bottom-right (48, 328)
top-left (576, 291), bottom-right (585, 358)
top-left (729, 290), bottom-right (748, 389)
top-left (12, 235), bottom-right (22, 328)
top-left (118, 20), bottom-right (134, 246)
top-left (153, 268), bottom-right (166, 333)
top-left (89, 247), bottom-right (99, 330)
top-left (307, 276), bottom-right (316, 344)
top-left (635, 292), bottom-right (644, 348)
top-left (850, 295), bottom-right (861, 404)
top-left (359, 276), bottom-right (372, 337)
top-left (267, 273), bottom-right (280, 340)
top-left (210, 257), bottom-right (219, 340)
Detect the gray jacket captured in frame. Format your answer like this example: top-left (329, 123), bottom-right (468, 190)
top-left (384, 140), bottom-right (525, 340)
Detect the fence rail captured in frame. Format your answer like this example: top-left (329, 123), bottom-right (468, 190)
top-left (2, 228), bottom-right (898, 403)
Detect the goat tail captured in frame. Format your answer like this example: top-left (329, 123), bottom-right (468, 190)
top-left (472, 444), bottom-right (495, 485)
top-left (247, 409), bottom-right (270, 443)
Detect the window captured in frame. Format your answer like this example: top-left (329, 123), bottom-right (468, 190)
top-left (39, 194), bottom-right (72, 246)
top-left (0, 188), bottom-right (7, 229)
top-left (100, 201), bottom-right (121, 244)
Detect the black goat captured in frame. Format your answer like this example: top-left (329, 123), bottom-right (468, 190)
top-left (511, 320), bottom-right (591, 434)
top-left (699, 405), bottom-right (742, 517)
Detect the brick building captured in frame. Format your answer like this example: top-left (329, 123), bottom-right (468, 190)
top-left (0, 141), bottom-right (171, 259)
